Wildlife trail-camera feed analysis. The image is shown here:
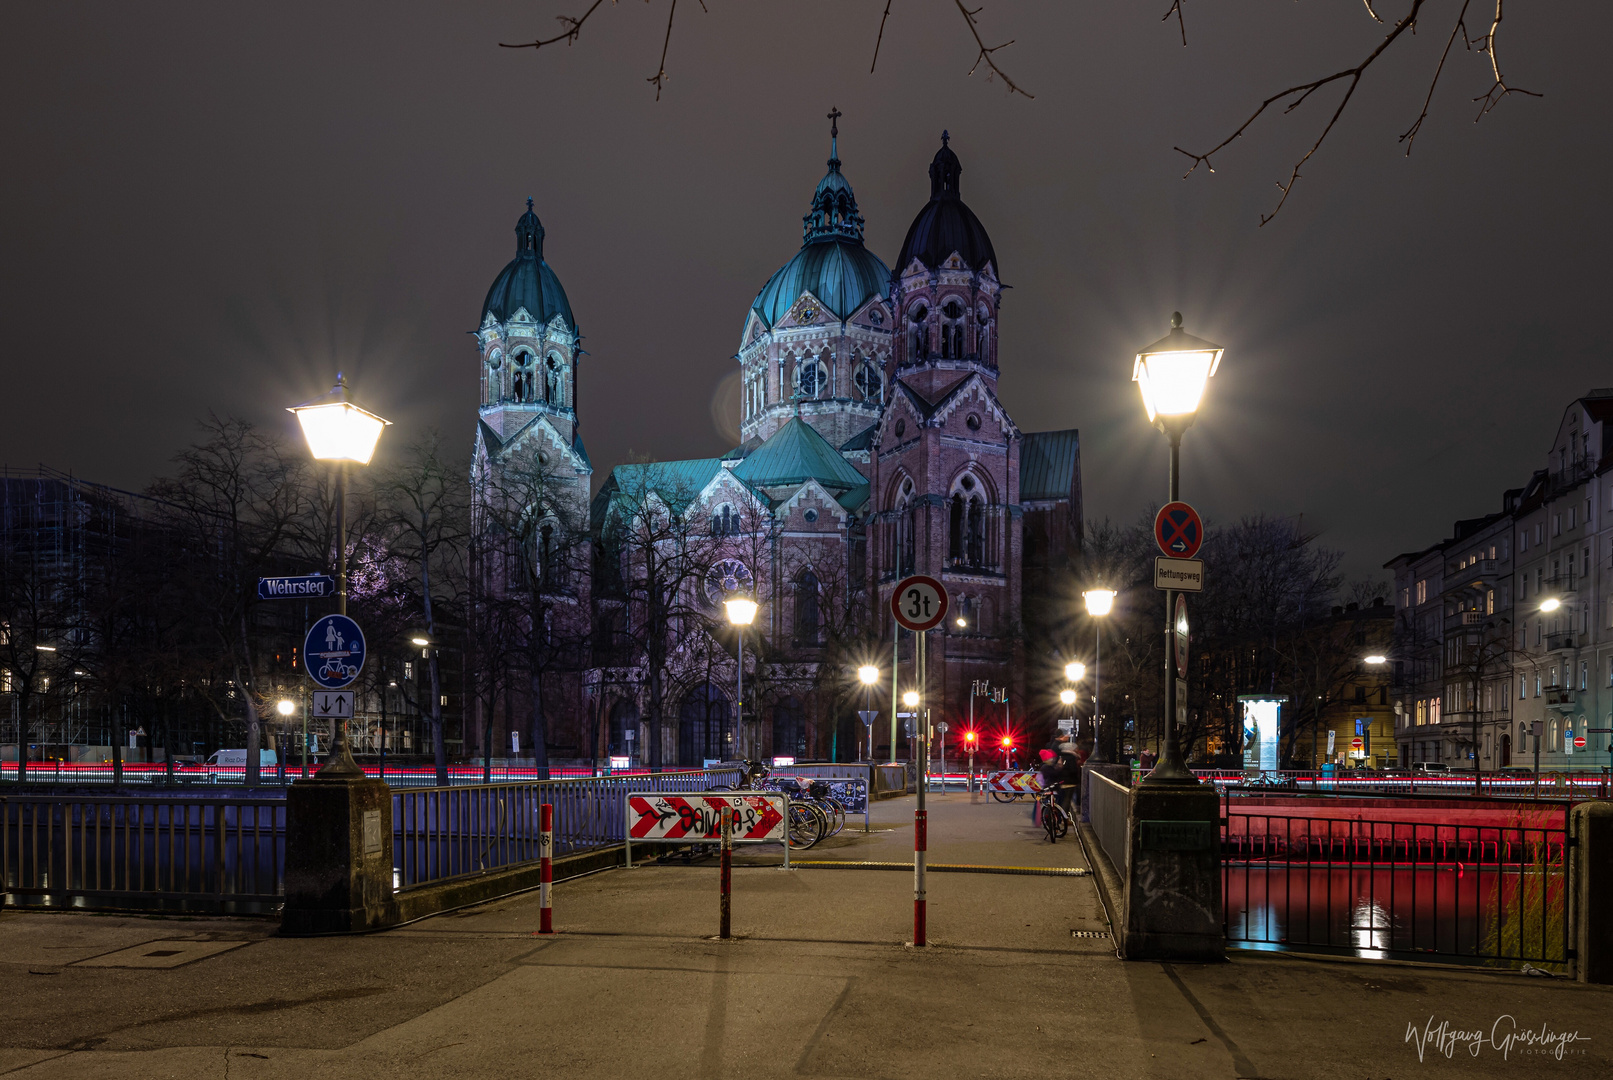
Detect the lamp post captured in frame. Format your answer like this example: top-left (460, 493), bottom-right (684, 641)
top-left (276, 698), bottom-right (302, 780)
top-left (1083, 589), bottom-right (1116, 762)
top-left (1133, 313), bottom-right (1223, 787)
top-left (857, 664), bottom-right (879, 760)
top-left (289, 374), bottom-right (390, 779)
top-left (725, 597), bottom-right (758, 760)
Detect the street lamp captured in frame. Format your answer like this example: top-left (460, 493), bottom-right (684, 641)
top-left (1083, 588), bottom-right (1117, 763)
top-left (858, 665), bottom-right (879, 686)
top-left (725, 597), bottom-right (758, 759)
top-left (289, 374), bottom-right (391, 779)
top-left (1060, 689), bottom-right (1077, 706)
top-left (1539, 597), bottom-right (1562, 613)
top-left (1065, 661), bottom-right (1086, 683)
top-left (902, 690), bottom-right (920, 708)
top-left (277, 698), bottom-right (307, 779)
top-left (1364, 654), bottom-right (1388, 665)
top-left (1133, 313), bottom-right (1222, 786)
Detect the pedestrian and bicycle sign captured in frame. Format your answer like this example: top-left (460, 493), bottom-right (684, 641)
top-left (892, 575), bottom-right (949, 632)
top-left (304, 614), bottom-right (365, 689)
top-left (258, 573), bottom-right (335, 600)
top-left (1155, 502), bottom-right (1203, 559)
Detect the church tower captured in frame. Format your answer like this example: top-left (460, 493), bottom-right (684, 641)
top-left (738, 113), bottom-right (893, 453)
top-left (470, 198), bottom-right (593, 771)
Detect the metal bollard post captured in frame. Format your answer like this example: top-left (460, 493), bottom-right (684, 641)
top-left (538, 802), bottom-right (554, 934)
top-left (719, 805), bottom-right (733, 939)
top-left (913, 808), bottom-right (927, 946)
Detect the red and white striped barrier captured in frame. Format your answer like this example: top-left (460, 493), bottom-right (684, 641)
top-left (538, 802), bottom-right (554, 935)
top-left (913, 807), bottom-right (927, 946)
top-left (984, 770), bottom-right (1043, 793)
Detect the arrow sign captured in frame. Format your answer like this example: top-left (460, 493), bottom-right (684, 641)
top-left (312, 691), bottom-right (353, 719)
top-left (626, 793), bottom-right (787, 843)
top-left (258, 574), bottom-right (335, 600)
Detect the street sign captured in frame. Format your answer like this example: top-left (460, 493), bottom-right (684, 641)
top-left (1575, 735), bottom-right (1587, 749)
top-left (1326, 731), bottom-right (1336, 755)
top-left (1154, 502), bottom-right (1204, 559)
top-left (304, 614), bottom-right (366, 690)
top-left (1057, 718), bottom-right (1075, 734)
top-left (857, 710), bottom-right (879, 727)
top-left (311, 690), bottom-right (353, 719)
top-left (1154, 557), bottom-right (1204, 592)
top-left (1174, 595), bottom-right (1189, 679)
top-left (984, 771), bottom-right (1042, 793)
top-left (257, 573), bottom-right (335, 600)
top-left (891, 575), bottom-right (949, 632)
top-left (1355, 719), bottom-right (1365, 736)
top-left (626, 793), bottom-right (786, 842)
top-left (609, 755), bottom-right (631, 769)
top-left (1351, 736), bottom-right (1364, 750)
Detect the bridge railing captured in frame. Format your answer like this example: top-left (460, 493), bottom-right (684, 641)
top-left (393, 767), bottom-right (744, 891)
top-left (0, 793), bottom-right (286, 914)
top-left (1089, 772), bottom-right (1131, 875)
top-left (1221, 794), bottom-right (1575, 970)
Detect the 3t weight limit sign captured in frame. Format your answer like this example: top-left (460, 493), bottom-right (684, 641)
top-left (892, 575), bottom-right (949, 632)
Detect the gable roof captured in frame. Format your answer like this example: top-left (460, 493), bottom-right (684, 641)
top-left (1020, 429), bottom-right (1080, 501)
top-left (731, 417), bottom-right (867, 492)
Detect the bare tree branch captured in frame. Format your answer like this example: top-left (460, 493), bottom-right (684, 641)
top-left (1362, 0), bottom-right (1385, 23)
top-left (498, 0), bottom-right (609, 51)
top-left (1176, 0), bottom-right (1431, 226)
top-left (1400, 0), bottom-right (1473, 154)
top-left (871, 0), bottom-right (894, 73)
top-left (1470, 0), bottom-right (1541, 120)
top-left (1162, 1), bottom-right (1186, 48)
top-left (646, 0), bottom-right (678, 101)
top-left (954, 1), bottom-right (1033, 98)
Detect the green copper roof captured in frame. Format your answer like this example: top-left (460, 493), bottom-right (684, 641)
top-left (750, 149), bottom-right (890, 329)
top-left (731, 417), bottom-right (868, 492)
top-left (1020, 429), bottom-right (1080, 501)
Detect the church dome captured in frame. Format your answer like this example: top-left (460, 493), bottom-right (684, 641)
top-left (750, 146), bottom-right (891, 329)
top-left (895, 133), bottom-right (998, 276)
top-left (482, 199), bottom-right (576, 331)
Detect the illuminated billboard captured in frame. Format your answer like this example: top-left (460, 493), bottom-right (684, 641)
top-left (1238, 696), bottom-right (1285, 772)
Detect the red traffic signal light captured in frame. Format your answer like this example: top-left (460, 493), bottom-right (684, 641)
top-left (1001, 736), bottom-right (1013, 749)
top-left (963, 730), bottom-right (978, 746)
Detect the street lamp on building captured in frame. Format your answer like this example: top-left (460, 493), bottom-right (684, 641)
top-left (1133, 313), bottom-right (1223, 786)
top-left (1083, 588), bottom-right (1117, 763)
top-left (1539, 597), bottom-right (1562, 613)
top-left (289, 374), bottom-right (391, 779)
top-left (725, 597), bottom-right (758, 758)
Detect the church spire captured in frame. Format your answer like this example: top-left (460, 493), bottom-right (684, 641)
top-left (801, 108), bottom-right (865, 243)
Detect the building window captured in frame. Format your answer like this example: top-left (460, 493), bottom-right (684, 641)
top-left (855, 361), bottom-right (882, 403)
top-left (794, 569), bottom-right (821, 645)
top-left (797, 360), bottom-right (826, 397)
top-left (1486, 589), bottom-right (1495, 615)
top-left (1581, 661), bottom-right (1589, 691)
top-left (940, 299), bottom-right (965, 359)
top-left (1400, 586), bottom-right (1410, 609)
top-left (1416, 579), bottom-right (1428, 605)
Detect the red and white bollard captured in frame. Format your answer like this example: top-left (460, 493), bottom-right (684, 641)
top-left (913, 808), bottom-right (927, 946)
top-left (719, 804), bottom-right (733, 939)
top-left (538, 802), bottom-right (554, 934)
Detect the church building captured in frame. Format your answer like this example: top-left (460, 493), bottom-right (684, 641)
top-left (470, 124), bottom-right (1082, 769)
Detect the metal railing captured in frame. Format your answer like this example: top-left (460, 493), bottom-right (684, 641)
top-left (393, 767), bottom-right (744, 891)
top-left (1222, 796), bottom-right (1573, 969)
top-left (1, 793), bottom-right (285, 914)
top-left (1187, 768), bottom-right (1613, 799)
top-left (1089, 772), bottom-right (1130, 874)
top-left (0, 761), bottom-right (686, 788)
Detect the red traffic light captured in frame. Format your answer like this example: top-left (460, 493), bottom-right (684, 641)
top-left (963, 730), bottom-right (978, 745)
top-left (1001, 736), bottom-right (1013, 748)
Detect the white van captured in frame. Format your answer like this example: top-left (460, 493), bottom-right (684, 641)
top-left (1409, 761), bottom-right (1450, 774)
top-left (206, 749), bottom-right (278, 768)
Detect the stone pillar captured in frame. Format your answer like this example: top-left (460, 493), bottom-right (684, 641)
top-left (1572, 801), bottom-right (1613, 984)
top-left (1120, 784), bottom-right (1223, 961)
top-left (281, 777), bottom-right (399, 935)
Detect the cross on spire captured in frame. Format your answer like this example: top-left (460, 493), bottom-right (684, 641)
top-left (941, 129), bottom-right (950, 147)
top-left (526, 196), bottom-right (534, 211)
top-left (827, 106), bottom-right (841, 139)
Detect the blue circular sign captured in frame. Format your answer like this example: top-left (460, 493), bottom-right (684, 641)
top-left (304, 614), bottom-right (366, 689)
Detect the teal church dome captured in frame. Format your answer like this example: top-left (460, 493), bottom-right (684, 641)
top-left (750, 143), bottom-right (890, 329)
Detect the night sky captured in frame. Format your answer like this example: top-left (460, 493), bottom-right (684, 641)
top-left (3, 2), bottom-right (1608, 580)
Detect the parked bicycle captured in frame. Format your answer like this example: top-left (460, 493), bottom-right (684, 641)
top-left (1036, 785), bottom-right (1073, 843)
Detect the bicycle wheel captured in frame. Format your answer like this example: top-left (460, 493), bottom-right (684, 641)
top-left (1042, 800), bottom-right (1059, 843)
top-left (990, 790), bottom-right (1020, 804)
top-left (788, 802), bottom-right (825, 849)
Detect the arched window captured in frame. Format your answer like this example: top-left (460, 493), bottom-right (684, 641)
top-left (909, 305), bottom-right (928, 360)
top-left (545, 355), bottom-right (562, 405)
top-left (855, 361), bottom-right (882, 403)
top-left (678, 683), bottom-right (731, 767)
top-left (539, 522), bottom-right (556, 586)
top-left (711, 504), bottom-right (739, 537)
top-left (948, 474), bottom-right (987, 568)
top-left (797, 359), bottom-right (826, 397)
top-left (899, 478), bottom-right (917, 577)
top-left (941, 300), bottom-right (964, 359)
top-left (487, 352), bottom-right (503, 403)
top-left (514, 353), bottom-right (537, 403)
top-left (773, 696), bottom-right (806, 760)
top-left (977, 305), bottom-right (991, 359)
top-left (795, 569), bottom-right (821, 645)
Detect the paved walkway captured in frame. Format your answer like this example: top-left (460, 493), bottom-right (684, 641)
top-left (1, 794), bottom-right (1609, 1078)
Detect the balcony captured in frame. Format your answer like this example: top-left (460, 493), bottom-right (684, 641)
top-left (1545, 632), bottom-right (1578, 651)
top-left (1544, 688), bottom-right (1576, 713)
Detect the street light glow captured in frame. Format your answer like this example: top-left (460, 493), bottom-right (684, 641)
top-left (955, 616), bottom-right (967, 628)
top-left (276, 699), bottom-right (296, 717)
top-left (1132, 314), bottom-right (1224, 423)
top-left (1065, 661), bottom-right (1086, 682)
top-left (1059, 689), bottom-right (1077, 706)
top-left (1364, 654), bottom-right (1388, 665)
top-left (411, 636), bottom-right (431, 647)
top-left (1083, 589), bottom-right (1116, 617)
top-left (902, 690), bottom-right (920, 708)
top-left (288, 377), bottom-right (391, 463)
top-left (1539, 597), bottom-right (1561, 613)
top-left (724, 597), bottom-right (758, 626)
top-left (857, 664), bottom-right (879, 685)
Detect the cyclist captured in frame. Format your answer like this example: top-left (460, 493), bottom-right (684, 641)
top-left (1037, 743), bottom-right (1081, 818)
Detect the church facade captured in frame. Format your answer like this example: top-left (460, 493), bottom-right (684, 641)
top-left (470, 128), bottom-right (1081, 769)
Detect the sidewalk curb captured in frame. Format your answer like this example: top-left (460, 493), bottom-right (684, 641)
top-left (1075, 822), bottom-right (1123, 954)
